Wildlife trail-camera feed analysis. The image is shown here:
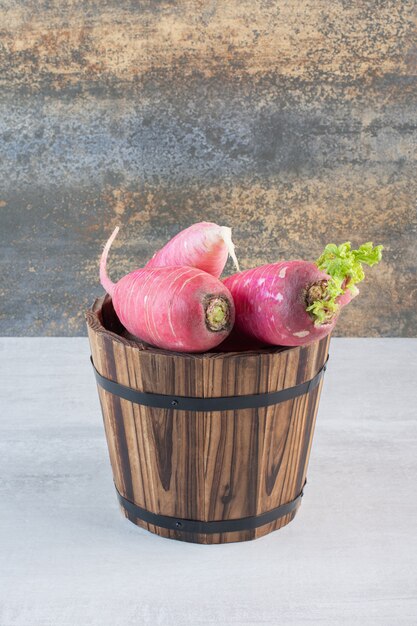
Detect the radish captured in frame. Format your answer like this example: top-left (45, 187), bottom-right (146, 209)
top-left (223, 242), bottom-right (383, 347)
top-left (145, 222), bottom-right (240, 277)
top-left (100, 227), bottom-right (235, 352)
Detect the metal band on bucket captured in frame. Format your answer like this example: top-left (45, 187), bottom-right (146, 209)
top-left (115, 482), bottom-right (306, 534)
top-left (91, 355), bottom-right (328, 412)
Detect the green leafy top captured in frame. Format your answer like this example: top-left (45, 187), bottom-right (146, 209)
top-left (306, 242), bottom-right (383, 325)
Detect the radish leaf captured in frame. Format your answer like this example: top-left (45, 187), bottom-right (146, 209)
top-left (307, 241), bottom-right (383, 325)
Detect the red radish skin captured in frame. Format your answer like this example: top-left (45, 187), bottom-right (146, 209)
top-left (100, 227), bottom-right (235, 352)
top-left (145, 221), bottom-right (239, 277)
top-left (223, 261), bottom-right (347, 347)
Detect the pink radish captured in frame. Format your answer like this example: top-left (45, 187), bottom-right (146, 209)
top-left (99, 227), bottom-right (235, 352)
top-left (145, 221), bottom-right (239, 277)
top-left (223, 242), bottom-right (383, 347)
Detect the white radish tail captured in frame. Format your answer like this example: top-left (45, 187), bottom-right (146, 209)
top-left (100, 226), bottom-right (119, 296)
top-left (219, 226), bottom-right (240, 272)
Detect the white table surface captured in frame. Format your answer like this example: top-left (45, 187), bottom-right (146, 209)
top-left (1, 338), bottom-right (416, 626)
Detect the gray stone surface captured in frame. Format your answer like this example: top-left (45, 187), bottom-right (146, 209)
top-left (1, 0), bottom-right (416, 336)
top-left (1, 338), bottom-right (416, 625)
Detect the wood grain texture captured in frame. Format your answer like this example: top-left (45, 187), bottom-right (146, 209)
top-left (86, 295), bottom-right (329, 543)
top-left (1, 0), bottom-right (416, 336)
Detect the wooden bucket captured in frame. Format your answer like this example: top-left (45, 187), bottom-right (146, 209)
top-left (86, 295), bottom-right (330, 544)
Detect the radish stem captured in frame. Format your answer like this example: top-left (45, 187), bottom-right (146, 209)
top-left (205, 296), bottom-right (231, 331)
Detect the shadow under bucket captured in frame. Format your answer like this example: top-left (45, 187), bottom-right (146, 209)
top-left (86, 295), bottom-right (330, 544)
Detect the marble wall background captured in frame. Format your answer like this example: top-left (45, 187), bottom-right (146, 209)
top-left (1, 0), bottom-right (416, 336)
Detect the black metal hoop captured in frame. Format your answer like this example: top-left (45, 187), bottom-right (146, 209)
top-left (116, 482), bottom-right (305, 534)
top-left (91, 355), bottom-right (328, 412)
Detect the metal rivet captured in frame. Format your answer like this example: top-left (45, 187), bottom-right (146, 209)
top-left (175, 521), bottom-right (182, 528)
top-left (171, 399), bottom-right (178, 406)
